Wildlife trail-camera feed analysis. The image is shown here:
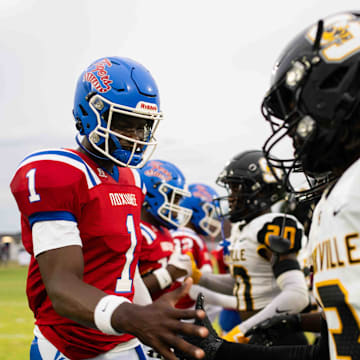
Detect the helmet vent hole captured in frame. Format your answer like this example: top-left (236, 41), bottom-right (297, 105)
top-left (319, 66), bottom-right (348, 90)
top-left (79, 104), bottom-right (88, 116)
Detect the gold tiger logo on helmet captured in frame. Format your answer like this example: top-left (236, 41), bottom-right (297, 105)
top-left (321, 25), bottom-right (353, 46)
top-left (306, 15), bottom-right (360, 62)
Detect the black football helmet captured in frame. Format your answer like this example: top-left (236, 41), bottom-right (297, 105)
top-left (262, 11), bottom-right (360, 200)
top-left (216, 150), bottom-right (286, 223)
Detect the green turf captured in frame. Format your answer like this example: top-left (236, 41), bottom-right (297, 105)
top-left (0, 263), bottom-right (33, 360)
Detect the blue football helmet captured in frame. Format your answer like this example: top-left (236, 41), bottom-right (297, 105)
top-left (140, 160), bottom-right (193, 229)
top-left (179, 183), bottom-right (222, 237)
top-left (73, 56), bottom-right (163, 168)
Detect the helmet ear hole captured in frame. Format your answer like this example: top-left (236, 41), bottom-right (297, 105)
top-left (75, 118), bottom-right (84, 134)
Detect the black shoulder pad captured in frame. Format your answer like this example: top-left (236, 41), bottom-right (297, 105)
top-left (267, 235), bottom-right (293, 254)
top-left (257, 216), bottom-right (303, 253)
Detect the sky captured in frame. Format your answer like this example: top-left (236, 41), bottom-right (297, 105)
top-left (1, 0), bottom-right (359, 233)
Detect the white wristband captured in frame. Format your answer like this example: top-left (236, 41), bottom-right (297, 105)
top-left (94, 295), bottom-right (130, 336)
top-left (153, 267), bottom-right (172, 289)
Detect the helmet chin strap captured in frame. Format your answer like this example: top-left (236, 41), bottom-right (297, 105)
top-left (75, 134), bottom-right (108, 161)
top-left (110, 133), bottom-right (142, 166)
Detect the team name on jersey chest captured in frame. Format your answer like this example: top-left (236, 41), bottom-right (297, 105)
top-left (312, 233), bottom-right (360, 275)
top-left (109, 192), bottom-right (137, 206)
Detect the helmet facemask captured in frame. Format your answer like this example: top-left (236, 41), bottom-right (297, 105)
top-left (262, 61), bottom-right (321, 200)
top-left (157, 183), bottom-right (193, 228)
top-left (87, 94), bottom-right (162, 168)
top-left (198, 202), bottom-right (222, 237)
top-left (217, 178), bottom-right (283, 223)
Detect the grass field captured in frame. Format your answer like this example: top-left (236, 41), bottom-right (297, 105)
top-left (0, 263), bottom-right (33, 360)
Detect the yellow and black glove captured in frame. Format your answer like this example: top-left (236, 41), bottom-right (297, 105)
top-left (222, 324), bottom-right (250, 343)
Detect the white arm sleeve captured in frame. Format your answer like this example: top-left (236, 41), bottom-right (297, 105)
top-left (189, 284), bottom-right (238, 309)
top-left (238, 269), bottom-right (309, 334)
top-left (133, 266), bottom-right (153, 305)
top-left (32, 220), bottom-right (82, 257)
top-left (198, 273), bottom-right (235, 295)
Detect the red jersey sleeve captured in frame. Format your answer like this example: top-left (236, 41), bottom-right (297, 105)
top-left (10, 149), bottom-right (97, 226)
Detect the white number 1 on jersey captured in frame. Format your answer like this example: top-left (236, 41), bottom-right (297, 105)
top-left (115, 215), bottom-right (137, 293)
top-left (26, 168), bottom-right (41, 202)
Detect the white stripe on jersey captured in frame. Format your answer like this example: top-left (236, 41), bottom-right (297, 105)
top-left (140, 223), bottom-right (156, 244)
top-left (17, 149), bottom-right (101, 189)
top-left (129, 168), bottom-right (146, 194)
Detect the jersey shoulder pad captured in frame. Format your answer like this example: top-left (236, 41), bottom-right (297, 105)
top-left (256, 213), bottom-right (304, 253)
top-left (13, 148), bottom-right (101, 189)
top-left (10, 148), bottom-right (101, 219)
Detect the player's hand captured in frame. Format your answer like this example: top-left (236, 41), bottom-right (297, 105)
top-left (222, 325), bottom-right (249, 343)
top-left (245, 313), bottom-right (301, 346)
top-left (176, 293), bottom-right (223, 360)
top-left (168, 244), bottom-right (193, 277)
top-left (187, 252), bottom-right (202, 284)
top-left (115, 278), bottom-right (208, 360)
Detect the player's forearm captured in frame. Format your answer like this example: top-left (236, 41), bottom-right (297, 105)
top-left (215, 342), bottom-right (319, 360)
top-left (142, 272), bottom-right (163, 294)
top-left (142, 265), bottom-right (181, 295)
top-left (198, 273), bottom-right (235, 295)
top-left (47, 272), bottom-right (108, 328)
top-left (37, 246), bottom-right (107, 329)
top-left (216, 317), bottom-right (329, 360)
top-left (189, 284), bottom-right (238, 309)
top-left (238, 270), bottom-right (309, 334)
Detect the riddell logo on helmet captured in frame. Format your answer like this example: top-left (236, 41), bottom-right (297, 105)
top-left (137, 102), bottom-right (158, 113)
top-left (84, 58), bottom-right (113, 93)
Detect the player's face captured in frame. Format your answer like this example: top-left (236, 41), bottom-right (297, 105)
top-left (227, 182), bottom-right (243, 212)
top-left (110, 112), bottom-right (152, 151)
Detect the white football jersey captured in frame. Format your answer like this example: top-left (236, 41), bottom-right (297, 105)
top-left (308, 157), bottom-right (360, 360)
top-left (226, 212), bottom-right (306, 311)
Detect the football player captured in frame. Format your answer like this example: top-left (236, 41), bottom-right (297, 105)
top-left (10, 57), bottom-right (208, 360)
top-left (186, 10), bottom-right (360, 360)
top-left (172, 183), bottom-right (235, 320)
top-left (138, 159), bottom-right (194, 298)
top-left (191, 150), bottom-right (309, 345)
top-left (261, 10), bottom-right (360, 359)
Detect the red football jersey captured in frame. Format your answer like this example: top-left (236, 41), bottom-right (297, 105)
top-left (10, 148), bottom-right (145, 359)
top-left (138, 220), bottom-right (175, 300)
top-left (171, 227), bottom-right (212, 309)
